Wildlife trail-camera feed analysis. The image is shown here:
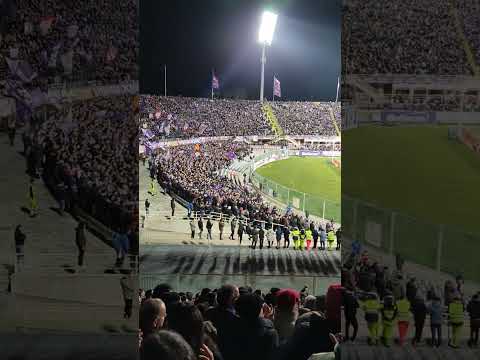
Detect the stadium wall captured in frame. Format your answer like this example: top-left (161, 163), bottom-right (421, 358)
top-left (343, 194), bottom-right (480, 283)
top-left (348, 109), bottom-right (480, 126)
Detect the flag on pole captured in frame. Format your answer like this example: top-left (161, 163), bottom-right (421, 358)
top-left (212, 71), bottom-right (219, 89)
top-left (273, 76), bottom-right (281, 98)
top-left (336, 76), bottom-right (340, 102)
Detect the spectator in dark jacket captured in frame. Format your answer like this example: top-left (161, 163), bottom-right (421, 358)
top-left (411, 294), bottom-right (427, 346)
top-left (343, 286), bottom-right (359, 341)
top-left (233, 293), bottom-right (279, 360)
top-left (275, 312), bottom-right (334, 360)
top-left (467, 293), bottom-right (480, 347)
top-left (205, 285), bottom-right (240, 359)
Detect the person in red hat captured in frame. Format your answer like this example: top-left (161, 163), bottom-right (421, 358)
top-left (274, 289), bottom-right (300, 344)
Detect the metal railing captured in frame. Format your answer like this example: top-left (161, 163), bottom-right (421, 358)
top-left (251, 171), bottom-right (340, 222)
top-left (343, 195), bottom-right (480, 283)
top-left (140, 273), bottom-right (340, 296)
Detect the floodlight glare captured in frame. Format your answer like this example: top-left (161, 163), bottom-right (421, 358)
top-left (258, 11), bottom-right (278, 46)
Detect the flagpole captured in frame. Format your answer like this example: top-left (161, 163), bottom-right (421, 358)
top-left (164, 65), bottom-right (167, 97)
top-left (273, 76), bottom-right (274, 102)
top-left (335, 76), bottom-right (339, 103)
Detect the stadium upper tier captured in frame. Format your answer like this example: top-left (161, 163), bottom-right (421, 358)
top-left (140, 96), bottom-right (341, 138)
top-left (1, 0), bottom-right (138, 85)
top-left (343, 0), bottom-right (479, 75)
top-left (270, 101), bottom-right (339, 136)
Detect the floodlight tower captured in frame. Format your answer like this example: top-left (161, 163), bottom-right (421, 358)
top-left (258, 10), bottom-right (278, 103)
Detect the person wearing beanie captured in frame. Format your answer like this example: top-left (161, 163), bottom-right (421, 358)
top-left (274, 289), bottom-right (300, 344)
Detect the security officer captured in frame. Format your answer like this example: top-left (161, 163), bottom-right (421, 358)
top-left (396, 292), bottom-right (411, 346)
top-left (449, 293), bottom-right (465, 348)
top-left (381, 292), bottom-right (398, 347)
top-left (299, 228), bottom-right (306, 251)
top-left (305, 227), bottom-right (313, 250)
top-left (327, 229), bottom-right (336, 251)
top-left (362, 291), bottom-right (381, 345)
top-left (291, 227), bottom-right (300, 250)
top-left (148, 180), bottom-right (156, 196)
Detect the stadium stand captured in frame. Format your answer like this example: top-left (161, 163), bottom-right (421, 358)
top-left (342, 0), bottom-right (472, 75)
top-left (140, 96), bottom-right (341, 139)
top-left (0, 0), bottom-right (138, 85)
top-left (140, 94), bottom-right (342, 250)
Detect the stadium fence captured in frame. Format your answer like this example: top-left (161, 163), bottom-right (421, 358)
top-left (343, 195), bottom-right (480, 283)
top-left (242, 147), bottom-right (341, 222)
top-left (251, 171), bottom-right (340, 223)
top-left (140, 273), bottom-right (340, 296)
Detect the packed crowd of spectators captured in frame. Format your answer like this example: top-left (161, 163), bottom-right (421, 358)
top-left (148, 142), bottom-right (337, 232)
top-left (270, 102), bottom-right (339, 136)
top-left (343, 0), bottom-right (472, 75)
top-left (140, 96), bottom-right (271, 139)
top-left (140, 96), bottom-right (341, 140)
top-left (0, 0), bottom-right (138, 86)
top-left (341, 243), bottom-right (480, 348)
top-left (139, 283), bottom-right (341, 360)
top-left (25, 95), bottom-right (138, 235)
top-left (458, 0), bottom-right (480, 68)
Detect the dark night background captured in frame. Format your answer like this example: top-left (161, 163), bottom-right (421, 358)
top-left (140, 0), bottom-right (341, 101)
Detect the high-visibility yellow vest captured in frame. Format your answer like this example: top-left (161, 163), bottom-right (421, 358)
top-left (449, 301), bottom-right (464, 324)
top-left (362, 295), bottom-right (380, 322)
top-left (292, 230), bottom-right (300, 240)
top-left (305, 229), bottom-right (313, 240)
top-left (327, 231), bottom-right (335, 242)
top-left (396, 299), bottom-right (410, 321)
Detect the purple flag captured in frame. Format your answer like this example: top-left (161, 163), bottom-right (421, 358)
top-left (212, 71), bottom-right (219, 89)
top-left (273, 76), bottom-right (281, 97)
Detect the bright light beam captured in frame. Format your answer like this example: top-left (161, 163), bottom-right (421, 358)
top-left (258, 11), bottom-right (278, 46)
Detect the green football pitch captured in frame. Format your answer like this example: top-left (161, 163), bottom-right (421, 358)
top-left (343, 125), bottom-right (480, 281)
top-left (255, 156), bottom-right (341, 221)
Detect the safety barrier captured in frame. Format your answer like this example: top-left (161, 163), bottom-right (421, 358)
top-left (342, 195), bottom-right (480, 283)
top-left (251, 171), bottom-right (340, 222)
top-left (140, 273), bottom-right (340, 296)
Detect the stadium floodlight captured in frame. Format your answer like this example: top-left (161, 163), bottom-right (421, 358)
top-left (258, 10), bottom-right (278, 103)
top-left (258, 11), bottom-right (278, 46)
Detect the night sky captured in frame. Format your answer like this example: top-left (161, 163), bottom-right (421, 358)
top-left (140, 0), bottom-right (341, 101)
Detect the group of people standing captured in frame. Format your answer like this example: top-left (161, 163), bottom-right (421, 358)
top-left (342, 247), bottom-right (480, 349)
top-left (188, 216), bottom-right (341, 251)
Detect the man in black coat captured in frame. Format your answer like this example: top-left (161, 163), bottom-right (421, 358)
top-left (232, 293), bottom-right (278, 360)
top-left (205, 285), bottom-right (240, 359)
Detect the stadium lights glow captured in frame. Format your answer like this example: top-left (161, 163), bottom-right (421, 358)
top-left (258, 11), bottom-right (278, 46)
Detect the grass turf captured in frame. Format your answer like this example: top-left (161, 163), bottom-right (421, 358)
top-left (343, 125), bottom-right (480, 280)
top-left (255, 156), bottom-right (341, 221)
